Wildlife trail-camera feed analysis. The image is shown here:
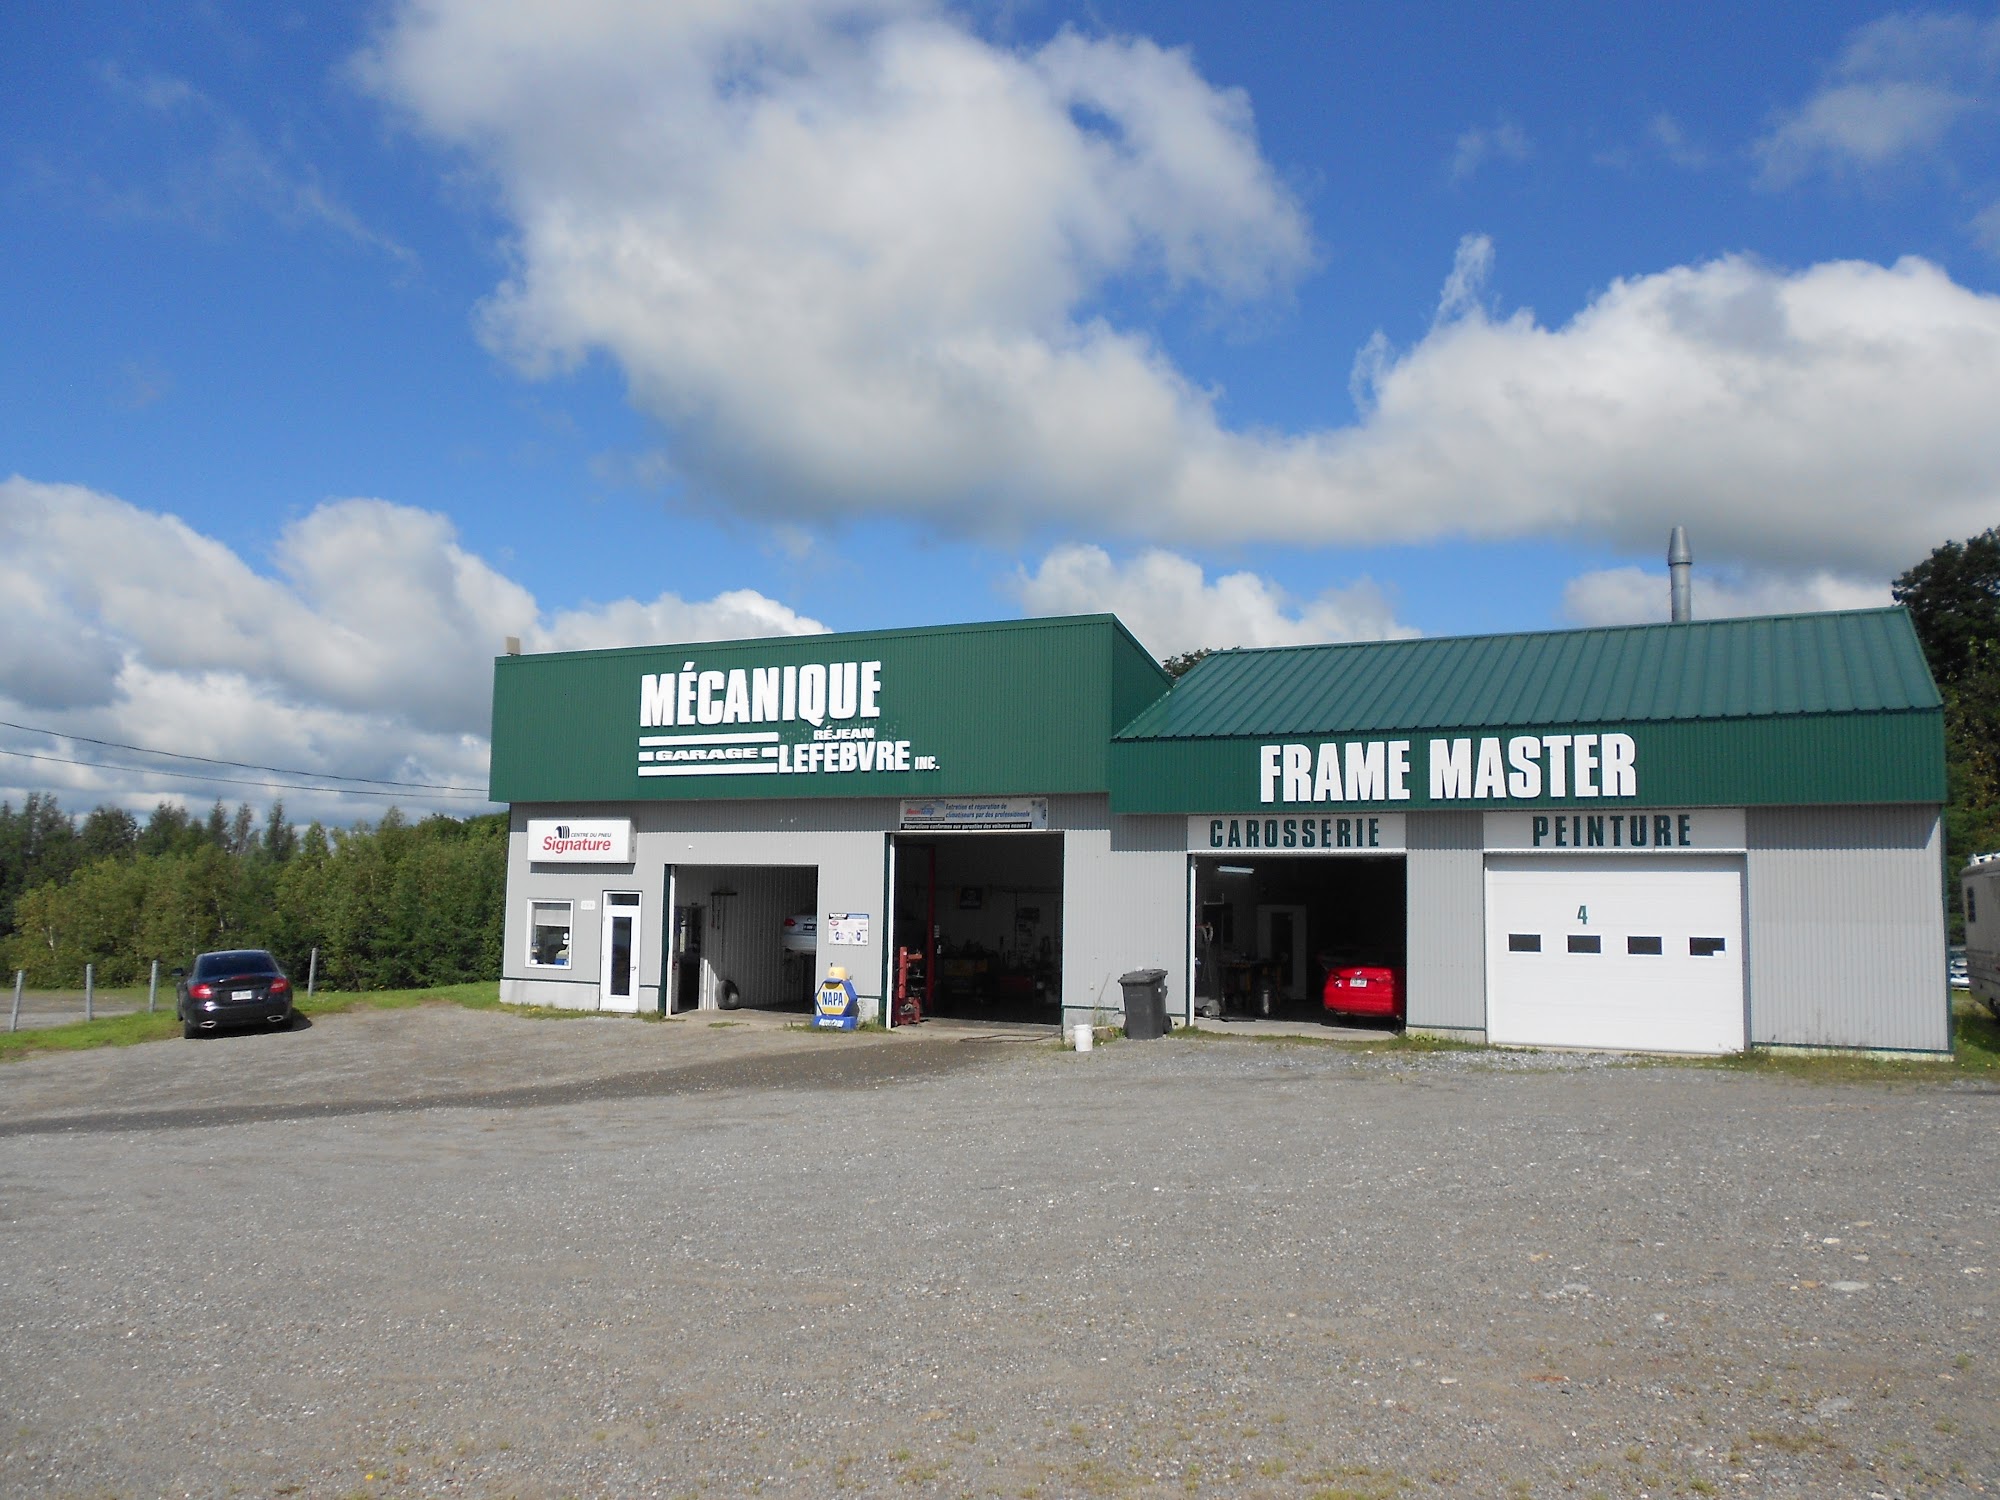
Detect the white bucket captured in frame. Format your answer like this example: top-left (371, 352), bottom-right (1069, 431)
top-left (1073, 1022), bottom-right (1093, 1053)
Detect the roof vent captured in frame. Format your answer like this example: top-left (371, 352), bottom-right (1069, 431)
top-left (1667, 527), bottom-right (1693, 623)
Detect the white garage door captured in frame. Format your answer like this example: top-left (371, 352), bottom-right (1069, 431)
top-left (1486, 854), bottom-right (1745, 1053)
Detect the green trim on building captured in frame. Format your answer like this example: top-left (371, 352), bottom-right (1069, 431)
top-left (489, 614), bottom-right (1171, 804)
top-left (1110, 711), bottom-right (1945, 813)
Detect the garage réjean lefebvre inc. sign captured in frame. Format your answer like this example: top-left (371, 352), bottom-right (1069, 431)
top-left (637, 658), bottom-right (943, 782)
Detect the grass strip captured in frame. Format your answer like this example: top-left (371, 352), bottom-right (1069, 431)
top-left (0, 1010), bottom-right (183, 1058)
top-left (0, 981), bottom-right (590, 1059)
top-left (1706, 996), bottom-right (1999, 1083)
top-left (7, 982), bottom-right (1998, 1080)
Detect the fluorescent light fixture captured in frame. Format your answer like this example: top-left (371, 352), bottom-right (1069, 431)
top-left (1217, 865), bottom-right (1255, 875)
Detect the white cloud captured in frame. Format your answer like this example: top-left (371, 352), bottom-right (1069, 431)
top-left (1975, 198), bottom-right (2000, 257)
top-left (89, 63), bottom-right (416, 265)
top-left (0, 477), bottom-right (823, 821)
top-left (1434, 232), bottom-right (1494, 324)
top-left (358, 0), bottom-right (1311, 517)
top-left (1754, 11), bottom-right (2000, 185)
top-left (1449, 118), bottom-right (1531, 183)
top-left (1562, 565), bottom-right (1890, 628)
top-left (361, 3), bottom-right (2000, 588)
top-left (1011, 544), bottom-right (1416, 659)
top-left (1647, 112), bottom-right (1706, 170)
top-left (1335, 252), bottom-right (2000, 576)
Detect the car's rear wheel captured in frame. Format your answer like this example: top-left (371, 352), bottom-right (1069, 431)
top-left (182, 1018), bottom-right (200, 1039)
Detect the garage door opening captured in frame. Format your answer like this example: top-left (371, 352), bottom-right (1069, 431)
top-left (666, 864), bottom-right (818, 1015)
top-left (892, 833), bottom-right (1063, 1022)
top-left (1189, 854), bottom-right (1406, 1026)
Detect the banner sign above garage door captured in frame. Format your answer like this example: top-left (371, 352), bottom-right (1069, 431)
top-left (1190, 813), bottom-right (1407, 853)
top-left (525, 818), bottom-right (634, 863)
top-left (1483, 808), bottom-right (1746, 852)
top-left (901, 796), bottom-right (1049, 831)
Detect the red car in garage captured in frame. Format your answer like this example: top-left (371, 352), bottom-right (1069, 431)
top-left (1322, 964), bottom-right (1404, 1022)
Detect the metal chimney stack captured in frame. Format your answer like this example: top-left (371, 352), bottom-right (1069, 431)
top-left (1667, 526), bottom-right (1693, 623)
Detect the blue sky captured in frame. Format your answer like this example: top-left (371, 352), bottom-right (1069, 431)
top-left (4, 2), bottom-right (1999, 820)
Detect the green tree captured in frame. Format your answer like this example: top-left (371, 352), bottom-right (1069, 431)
top-left (51, 857), bottom-right (152, 985)
top-left (227, 802), bottom-right (256, 858)
top-left (263, 801), bottom-right (297, 865)
top-left (1161, 648), bottom-right (1215, 680)
top-left (136, 852), bottom-right (215, 972)
top-left (1892, 529), bottom-right (2000, 686)
top-left (0, 793), bottom-right (79, 942)
top-left (5, 879), bottom-right (76, 982)
top-left (270, 823), bottom-right (333, 979)
top-left (1893, 527), bottom-right (2000, 935)
top-left (78, 806), bottom-right (140, 864)
top-left (137, 802), bottom-right (199, 857)
top-left (2, 798), bottom-right (504, 992)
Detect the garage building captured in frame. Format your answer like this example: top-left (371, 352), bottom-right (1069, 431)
top-left (491, 606), bottom-right (1949, 1055)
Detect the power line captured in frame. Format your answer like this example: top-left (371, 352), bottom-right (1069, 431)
top-left (0, 745), bottom-right (495, 802)
top-left (0, 718), bottom-right (488, 793)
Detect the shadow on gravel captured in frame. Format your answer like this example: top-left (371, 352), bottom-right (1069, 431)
top-left (0, 1036), bottom-right (993, 1139)
top-left (191, 1014), bottom-right (316, 1040)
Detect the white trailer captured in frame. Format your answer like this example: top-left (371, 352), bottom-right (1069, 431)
top-left (1961, 853), bottom-right (2000, 1020)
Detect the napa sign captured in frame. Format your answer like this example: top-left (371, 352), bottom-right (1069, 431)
top-left (1257, 731), bottom-right (1640, 806)
top-left (636, 658), bottom-right (942, 781)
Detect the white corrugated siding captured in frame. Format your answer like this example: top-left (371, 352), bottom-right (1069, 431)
top-left (503, 799), bottom-right (894, 1012)
top-left (1745, 805), bottom-right (1948, 1052)
top-left (1406, 812), bottom-right (1486, 1034)
top-left (1055, 796), bottom-right (1187, 1025)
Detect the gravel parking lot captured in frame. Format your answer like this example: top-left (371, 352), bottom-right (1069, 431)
top-left (1, 1006), bottom-right (1995, 1499)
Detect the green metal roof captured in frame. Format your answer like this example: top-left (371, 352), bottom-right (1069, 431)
top-left (1117, 608), bottom-right (1940, 743)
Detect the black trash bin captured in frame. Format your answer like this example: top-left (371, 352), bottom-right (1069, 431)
top-left (1119, 968), bottom-right (1169, 1040)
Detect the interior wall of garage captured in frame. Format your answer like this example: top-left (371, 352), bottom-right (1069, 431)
top-left (1405, 811), bottom-right (1487, 1037)
top-left (673, 863), bottom-right (816, 1012)
top-left (1745, 805), bottom-right (1949, 1053)
top-left (1056, 796), bottom-right (1187, 1028)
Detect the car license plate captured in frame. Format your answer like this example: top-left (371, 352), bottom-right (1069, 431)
top-left (1350, 977), bottom-right (1368, 987)
top-left (233, 989), bottom-right (254, 1000)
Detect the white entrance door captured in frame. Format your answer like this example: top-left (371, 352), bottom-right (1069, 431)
top-left (601, 892), bottom-right (642, 1013)
top-left (1485, 854), bottom-right (1745, 1053)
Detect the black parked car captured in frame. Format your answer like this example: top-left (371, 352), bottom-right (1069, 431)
top-left (177, 949), bottom-right (295, 1038)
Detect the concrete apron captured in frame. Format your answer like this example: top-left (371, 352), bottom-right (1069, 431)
top-left (1184, 1015), bottom-right (1400, 1043)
